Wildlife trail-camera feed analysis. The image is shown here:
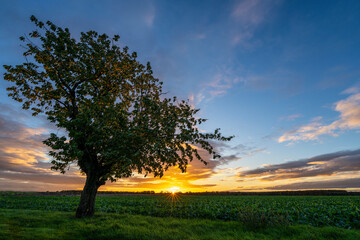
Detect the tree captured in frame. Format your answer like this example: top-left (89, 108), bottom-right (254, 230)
top-left (3, 16), bottom-right (232, 218)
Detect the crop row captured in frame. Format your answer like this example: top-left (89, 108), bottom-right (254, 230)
top-left (1, 195), bottom-right (360, 229)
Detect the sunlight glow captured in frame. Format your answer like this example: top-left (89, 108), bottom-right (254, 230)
top-left (169, 186), bottom-right (180, 194)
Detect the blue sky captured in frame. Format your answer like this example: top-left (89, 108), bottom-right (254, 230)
top-left (1, 0), bottom-right (360, 192)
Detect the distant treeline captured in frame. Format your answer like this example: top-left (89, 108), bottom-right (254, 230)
top-left (60, 190), bottom-right (156, 196)
top-left (2, 190), bottom-right (359, 196)
top-left (55, 190), bottom-right (360, 196)
top-left (180, 190), bottom-right (360, 196)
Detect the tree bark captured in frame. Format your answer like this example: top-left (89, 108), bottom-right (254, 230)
top-left (75, 172), bottom-right (99, 218)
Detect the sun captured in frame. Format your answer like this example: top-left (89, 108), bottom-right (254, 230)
top-left (169, 186), bottom-right (180, 194)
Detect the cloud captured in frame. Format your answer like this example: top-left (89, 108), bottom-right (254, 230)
top-left (232, 0), bottom-right (268, 26)
top-left (0, 109), bottom-right (220, 191)
top-left (279, 114), bottom-right (302, 121)
top-left (239, 148), bottom-right (360, 181)
top-left (242, 71), bottom-right (303, 96)
top-left (194, 68), bottom-right (303, 106)
top-left (0, 179), bottom-right (82, 192)
top-left (266, 178), bottom-right (360, 190)
top-left (192, 66), bottom-right (244, 104)
top-left (206, 72), bottom-right (242, 97)
top-left (144, 3), bottom-right (155, 27)
top-left (0, 116), bottom-right (49, 171)
top-left (0, 106), bottom-right (256, 192)
top-left (211, 141), bottom-right (266, 159)
top-left (230, 0), bottom-right (280, 46)
top-left (188, 91), bottom-right (206, 107)
top-left (318, 67), bottom-right (360, 90)
top-left (343, 87), bottom-right (360, 94)
top-left (0, 108), bottom-right (86, 191)
top-left (195, 33), bottom-right (206, 40)
top-left (100, 148), bottom-right (224, 192)
top-left (279, 91), bottom-right (360, 143)
top-left (0, 171), bottom-right (84, 185)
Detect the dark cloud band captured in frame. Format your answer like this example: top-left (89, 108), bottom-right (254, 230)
top-left (239, 149), bottom-right (360, 181)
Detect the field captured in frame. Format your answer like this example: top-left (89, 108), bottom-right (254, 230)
top-left (1, 194), bottom-right (360, 228)
top-left (1, 193), bottom-right (360, 239)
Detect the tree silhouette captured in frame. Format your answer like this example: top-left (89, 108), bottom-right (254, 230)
top-left (3, 16), bottom-right (232, 218)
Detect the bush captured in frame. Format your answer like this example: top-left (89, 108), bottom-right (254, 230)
top-left (238, 206), bottom-right (290, 229)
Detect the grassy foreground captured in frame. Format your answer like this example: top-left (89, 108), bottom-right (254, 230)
top-left (1, 209), bottom-right (360, 240)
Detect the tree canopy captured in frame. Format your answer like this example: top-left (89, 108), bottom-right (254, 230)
top-left (3, 16), bottom-right (232, 217)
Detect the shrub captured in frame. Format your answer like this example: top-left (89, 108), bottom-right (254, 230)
top-left (238, 206), bottom-right (290, 229)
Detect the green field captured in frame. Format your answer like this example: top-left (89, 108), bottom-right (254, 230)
top-left (1, 194), bottom-right (360, 228)
top-left (1, 194), bottom-right (360, 239)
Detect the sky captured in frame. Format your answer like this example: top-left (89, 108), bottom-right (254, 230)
top-left (1, 0), bottom-right (360, 192)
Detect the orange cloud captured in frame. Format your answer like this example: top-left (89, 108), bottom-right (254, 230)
top-left (0, 105), bottom-right (260, 192)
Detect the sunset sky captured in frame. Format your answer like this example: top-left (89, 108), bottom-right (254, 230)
top-left (1, 0), bottom-right (360, 192)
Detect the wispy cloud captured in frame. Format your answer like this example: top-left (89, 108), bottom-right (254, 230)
top-left (195, 33), bottom-right (206, 40)
top-left (232, 0), bottom-right (268, 25)
top-left (318, 66), bottom-right (360, 90)
top-left (206, 72), bottom-right (242, 97)
top-left (243, 71), bottom-right (303, 96)
top-left (192, 66), bottom-right (243, 105)
top-left (230, 0), bottom-right (280, 46)
top-left (144, 3), bottom-right (155, 27)
top-left (279, 114), bottom-right (302, 121)
top-left (210, 140), bottom-right (266, 159)
top-left (343, 86), bottom-right (360, 94)
top-left (279, 90), bottom-right (360, 143)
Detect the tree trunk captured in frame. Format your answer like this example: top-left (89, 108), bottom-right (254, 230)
top-left (75, 173), bottom-right (99, 218)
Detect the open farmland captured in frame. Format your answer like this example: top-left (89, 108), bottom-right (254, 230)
top-left (1, 194), bottom-right (360, 229)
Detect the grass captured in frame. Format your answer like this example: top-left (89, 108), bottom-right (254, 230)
top-left (1, 209), bottom-right (360, 240)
